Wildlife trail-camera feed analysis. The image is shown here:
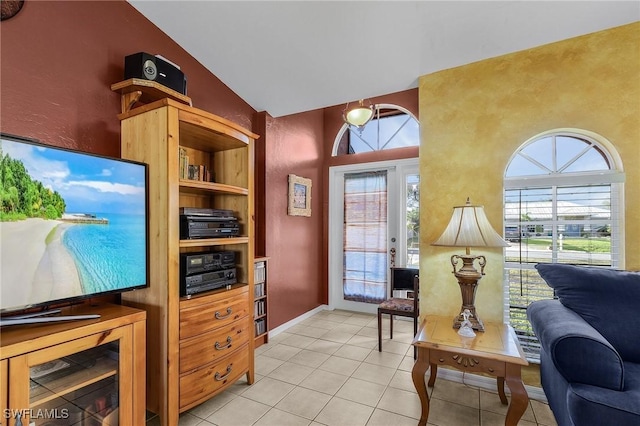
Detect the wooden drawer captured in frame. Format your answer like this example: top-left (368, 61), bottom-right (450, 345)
top-left (179, 345), bottom-right (249, 411)
top-left (180, 291), bottom-right (249, 339)
top-left (180, 319), bottom-right (250, 374)
top-left (430, 349), bottom-right (506, 377)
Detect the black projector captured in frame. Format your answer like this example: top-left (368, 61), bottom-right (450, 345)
top-left (124, 52), bottom-right (187, 95)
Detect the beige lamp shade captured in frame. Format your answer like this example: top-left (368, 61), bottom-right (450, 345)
top-left (432, 198), bottom-right (509, 249)
top-left (343, 100), bottom-right (374, 128)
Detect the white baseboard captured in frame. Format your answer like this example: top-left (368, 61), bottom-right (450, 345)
top-left (434, 368), bottom-right (548, 403)
top-left (267, 306), bottom-right (547, 403)
top-left (268, 304), bottom-right (329, 338)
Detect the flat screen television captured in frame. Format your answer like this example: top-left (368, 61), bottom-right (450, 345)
top-left (0, 133), bottom-right (149, 324)
top-left (392, 267), bottom-right (419, 290)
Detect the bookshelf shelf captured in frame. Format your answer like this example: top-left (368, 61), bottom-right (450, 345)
top-left (30, 357), bottom-right (118, 407)
top-left (179, 237), bottom-right (249, 248)
top-left (179, 179), bottom-right (249, 195)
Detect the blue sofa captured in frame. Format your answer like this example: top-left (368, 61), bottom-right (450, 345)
top-left (527, 263), bottom-right (640, 426)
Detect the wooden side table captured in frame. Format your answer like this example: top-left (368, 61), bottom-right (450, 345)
top-left (411, 315), bottom-right (529, 426)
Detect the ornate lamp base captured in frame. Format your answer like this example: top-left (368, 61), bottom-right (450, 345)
top-left (450, 253), bottom-right (486, 332)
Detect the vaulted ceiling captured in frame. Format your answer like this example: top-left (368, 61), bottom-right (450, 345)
top-left (129, 1), bottom-right (639, 118)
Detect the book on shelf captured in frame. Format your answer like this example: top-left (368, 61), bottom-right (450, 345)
top-left (254, 300), bottom-right (265, 317)
top-left (255, 318), bottom-right (266, 336)
top-left (179, 147), bottom-right (189, 180)
top-left (254, 282), bottom-right (265, 298)
top-left (179, 147), bottom-right (213, 182)
top-left (255, 262), bottom-right (266, 283)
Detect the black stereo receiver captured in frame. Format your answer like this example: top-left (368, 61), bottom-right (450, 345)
top-left (180, 215), bottom-right (239, 239)
top-left (124, 52), bottom-right (187, 95)
top-left (180, 250), bottom-right (236, 276)
top-left (180, 268), bottom-right (237, 297)
top-left (179, 207), bottom-right (234, 218)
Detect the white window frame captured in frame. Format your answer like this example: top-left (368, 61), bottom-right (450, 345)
top-left (503, 129), bottom-right (625, 361)
top-left (332, 104), bottom-right (419, 156)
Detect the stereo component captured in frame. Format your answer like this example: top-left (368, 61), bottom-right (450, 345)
top-left (180, 216), bottom-right (239, 239)
top-left (180, 209), bottom-right (239, 239)
top-left (180, 268), bottom-right (237, 297)
top-left (179, 207), bottom-right (234, 218)
top-left (180, 251), bottom-right (236, 276)
top-left (124, 52), bottom-right (187, 95)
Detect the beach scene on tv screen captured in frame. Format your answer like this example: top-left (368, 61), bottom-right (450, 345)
top-left (0, 138), bottom-right (147, 311)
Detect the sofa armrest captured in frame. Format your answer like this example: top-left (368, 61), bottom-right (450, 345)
top-left (528, 299), bottom-right (624, 391)
top-left (568, 378), bottom-right (640, 426)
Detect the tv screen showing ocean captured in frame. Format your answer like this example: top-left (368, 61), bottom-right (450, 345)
top-left (62, 213), bottom-right (147, 293)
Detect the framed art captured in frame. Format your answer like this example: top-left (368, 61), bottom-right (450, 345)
top-left (288, 174), bottom-right (312, 217)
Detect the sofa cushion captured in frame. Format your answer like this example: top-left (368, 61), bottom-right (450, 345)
top-left (536, 263), bottom-right (640, 363)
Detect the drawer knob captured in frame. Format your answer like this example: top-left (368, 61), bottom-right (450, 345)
top-left (215, 307), bottom-right (233, 320)
top-left (215, 336), bottom-right (233, 350)
top-left (214, 365), bottom-right (233, 381)
top-left (488, 368), bottom-right (494, 372)
top-left (439, 358), bottom-right (445, 362)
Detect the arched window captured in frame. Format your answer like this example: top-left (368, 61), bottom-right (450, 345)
top-left (503, 130), bottom-right (624, 360)
top-left (332, 104), bottom-right (419, 156)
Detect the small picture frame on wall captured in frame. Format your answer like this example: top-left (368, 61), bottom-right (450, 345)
top-left (288, 174), bottom-right (312, 217)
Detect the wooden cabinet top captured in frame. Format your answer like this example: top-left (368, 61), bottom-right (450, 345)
top-left (0, 303), bottom-right (146, 359)
top-left (116, 98), bottom-right (259, 142)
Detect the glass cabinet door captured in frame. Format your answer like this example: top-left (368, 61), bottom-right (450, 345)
top-left (8, 326), bottom-right (132, 426)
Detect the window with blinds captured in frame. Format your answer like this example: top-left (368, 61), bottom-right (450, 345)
top-left (503, 132), bottom-right (624, 361)
top-left (343, 170), bottom-right (388, 304)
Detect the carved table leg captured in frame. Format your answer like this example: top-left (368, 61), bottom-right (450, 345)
top-left (428, 363), bottom-right (437, 387)
top-left (497, 376), bottom-right (508, 405)
top-left (412, 347), bottom-right (430, 426)
top-left (505, 364), bottom-right (529, 426)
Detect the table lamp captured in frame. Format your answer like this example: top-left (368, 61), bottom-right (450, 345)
top-left (432, 198), bottom-right (509, 331)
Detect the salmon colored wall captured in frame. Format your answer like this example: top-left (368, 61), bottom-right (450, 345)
top-left (419, 23), bottom-right (640, 323)
top-left (261, 110), bottom-right (326, 328)
top-left (0, 1), bottom-right (255, 157)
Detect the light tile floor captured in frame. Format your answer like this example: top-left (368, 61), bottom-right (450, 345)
top-left (147, 310), bottom-right (557, 426)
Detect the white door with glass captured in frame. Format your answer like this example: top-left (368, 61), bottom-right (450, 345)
top-left (329, 159), bottom-right (419, 314)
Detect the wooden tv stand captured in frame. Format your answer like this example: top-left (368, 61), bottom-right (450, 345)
top-left (0, 303), bottom-right (146, 426)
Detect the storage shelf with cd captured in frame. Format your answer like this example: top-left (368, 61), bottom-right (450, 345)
top-left (254, 257), bottom-right (269, 348)
top-left (117, 98), bottom-right (258, 425)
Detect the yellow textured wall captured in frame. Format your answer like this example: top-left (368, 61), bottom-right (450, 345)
top-left (419, 22), bottom-right (640, 322)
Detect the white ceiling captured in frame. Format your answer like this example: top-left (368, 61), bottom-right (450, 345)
top-left (129, 1), bottom-right (639, 118)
